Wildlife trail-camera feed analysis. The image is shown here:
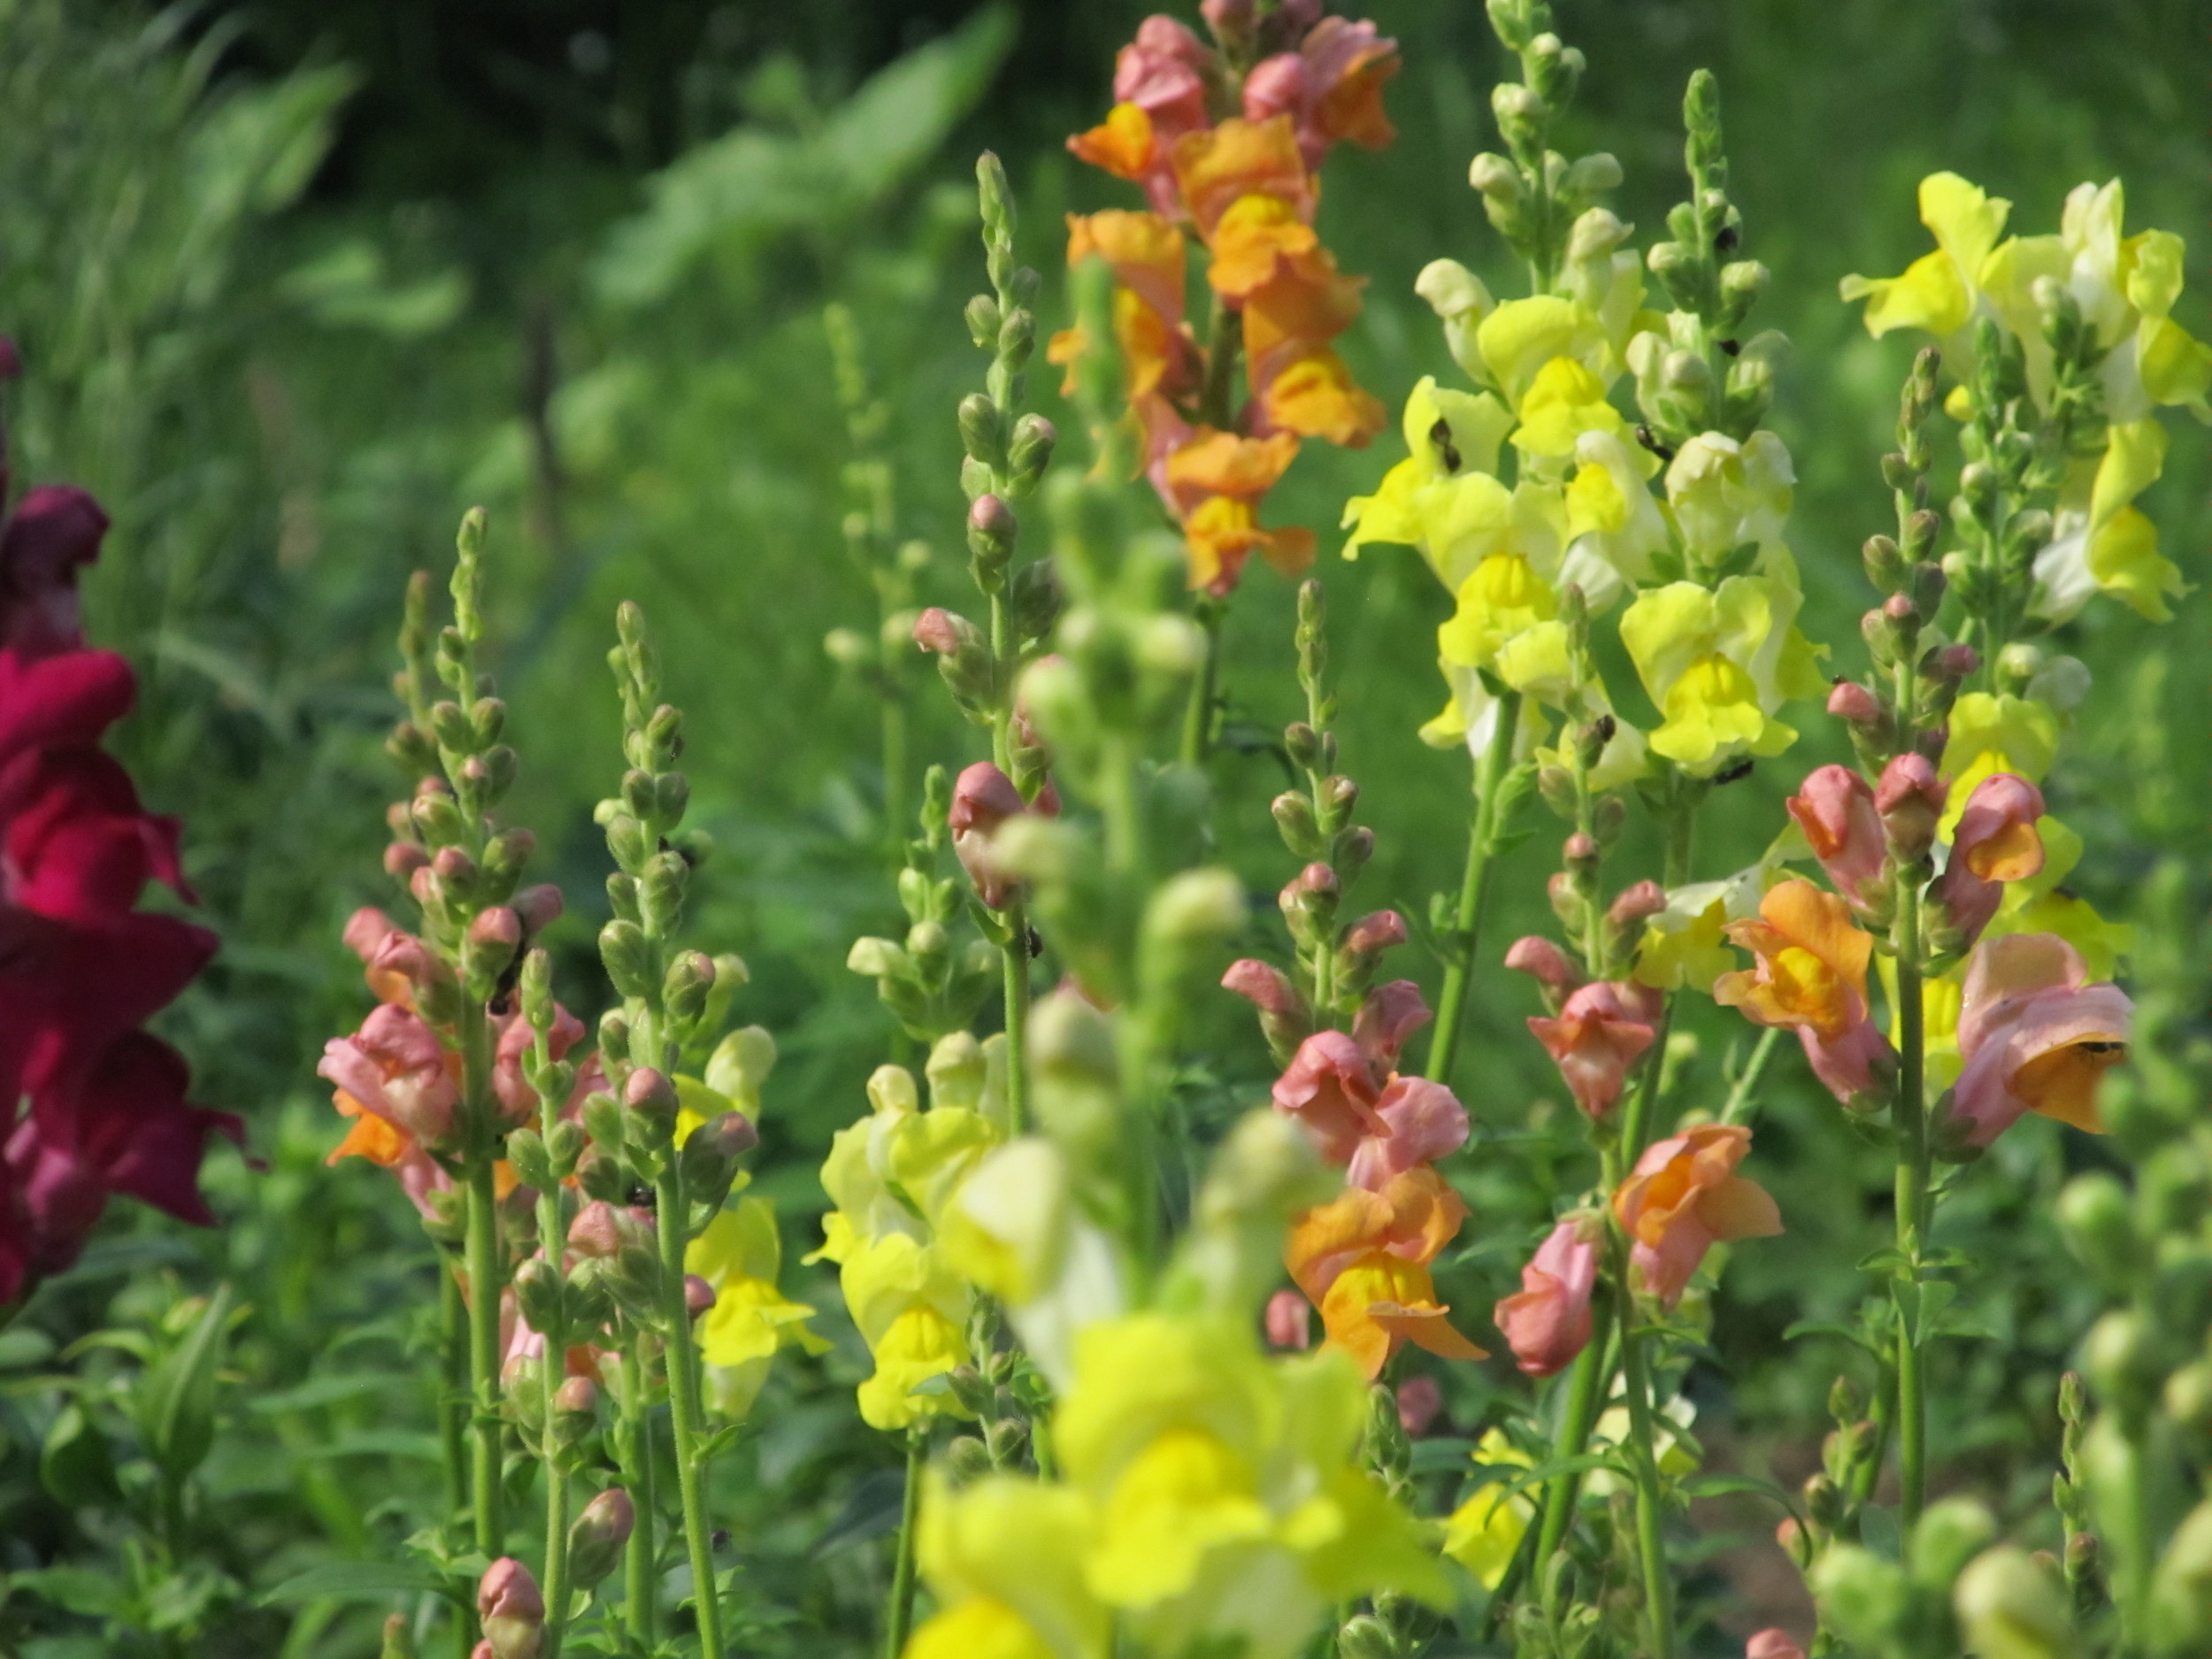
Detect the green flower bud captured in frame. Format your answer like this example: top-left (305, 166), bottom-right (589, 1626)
top-left (958, 392), bottom-right (1005, 472)
top-left (599, 919), bottom-right (654, 998)
top-left (2082, 1310), bottom-right (2159, 1417)
top-left (663, 950), bottom-right (715, 1025)
top-left (507, 1129), bottom-right (555, 1193)
top-left (566, 1488), bottom-right (636, 1590)
top-left (964, 293), bottom-right (1002, 349)
top-left (623, 1067), bottom-right (680, 1153)
top-left (547, 1119), bottom-right (587, 1179)
top-left (1955, 1546), bottom-right (2075, 1659)
top-left (512, 1256), bottom-right (563, 1336)
top-left (1008, 413), bottom-right (1056, 495)
top-left (1913, 1495), bottom-right (1999, 1590)
top-left (1811, 1545), bottom-right (1908, 1647)
top-left (2056, 1171), bottom-right (2139, 1287)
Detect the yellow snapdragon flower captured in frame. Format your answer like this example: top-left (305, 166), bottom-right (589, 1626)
top-left (813, 1053), bottom-right (1005, 1429)
top-left (1619, 576), bottom-right (1826, 773)
top-left (1663, 430), bottom-right (1794, 563)
top-left (2033, 418), bottom-right (2185, 624)
top-left (687, 1199), bottom-right (828, 1419)
top-left (1441, 1429), bottom-right (1535, 1589)
top-left (1475, 296), bottom-right (1612, 408)
top-left (1632, 841), bottom-right (1798, 993)
top-left (1839, 172), bottom-right (2011, 347)
top-left (1562, 428), bottom-right (1667, 603)
top-left (907, 1472), bottom-right (1109, 1659)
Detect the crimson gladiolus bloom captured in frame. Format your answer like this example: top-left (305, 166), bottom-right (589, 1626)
top-left (1611, 1125), bottom-right (1782, 1309)
top-left (1494, 1216), bottom-right (1601, 1377)
top-left (1944, 933), bottom-right (2130, 1151)
top-left (1936, 772), bottom-right (2046, 946)
top-left (1786, 764), bottom-right (1884, 907)
top-left (1526, 980), bottom-right (1660, 1118)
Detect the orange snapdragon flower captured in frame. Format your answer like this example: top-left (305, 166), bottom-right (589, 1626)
top-left (1063, 24), bottom-right (1393, 594)
top-left (1285, 1164), bottom-right (1485, 1379)
top-left (1714, 879), bottom-right (1896, 1110)
top-left (1610, 1124), bottom-right (1782, 1308)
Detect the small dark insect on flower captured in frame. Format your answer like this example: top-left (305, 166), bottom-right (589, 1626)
top-left (1716, 223), bottom-right (1740, 253)
top-left (1719, 338), bottom-right (1742, 357)
top-left (1028, 926), bottom-right (1045, 957)
top-left (1714, 757), bottom-right (1755, 786)
top-left (711, 1529), bottom-right (733, 1554)
top-left (1636, 424), bottom-right (1677, 463)
top-left (1430, 417), bottom-right (1463, 473)
top-left (628, 1185), bottom-right (654, 1208)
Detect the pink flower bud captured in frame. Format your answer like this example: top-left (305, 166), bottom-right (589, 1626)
top-left (342, 907), bottom-right (401, 964)
top-left (567, 1487), bottom-right (636, 1588)
top-left (701, 1110), bottom-right (758, 1158)
top-left (1395, 1374), bottom-right (1443, 1436)
top-left (384, 841), bottom-right (429, 879)
top-left (1826, 680), bottom-right (1881, 726)
top-left (1786, 765), bottom-right (1884, 906)
top-left (478, 1559), bottom-right (545, 1659)
top-left (949, 761), bottom-right (1029, 910)
top-left (1264, 1287), bottom-right (1312, 1348)
top-left (624, 1066), bottom-right (677, 1114)
top-left (553, 1376), bottom-right (598, 1414)
top-left (1222, 958), bottom-right (1302, 1017)
top-left (410, 864), bottom-right (440, 905)
top-left (512, 883), bottom-right (565, 933)
top-left (469, 907), bottom-right (522, 951)
top-left (1882, 592), bottom-right (1916, 621)
top-left (432, 845), bottom-right (476, 881)
top-left (1606, 881), bottom-right (1667, 930)
top-left (968, 493), bottom-right (1015, 540)
top-left (1933, 642), bottom-right (1979, 680)
top-left (1241, 52), bottom-right (1307, 124)
top-left (1504, 936), bottom-right (1585, 1012)
top-left (1563, 831), bottom-right (1598, 865)
top-left (911, 606), bottom-right (965, 657)
top-left (1351, 979), bottom-right (1432, 1072)
top-left (1294, 861), bottom-right (1338, 897)
top-left (684, 1274), bottom-right (717, 1318)
top-left (1341, 910), bottom-right (1408, 956)
top-left (1747, 1632), bottom-right (1807, 1659)
top-left (568, 1200), bottom-right (626, 1259)
top-left (1874, 753), bottom-right (1945, 861)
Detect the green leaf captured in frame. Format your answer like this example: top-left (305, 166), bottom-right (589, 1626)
top-left (257, 1559), bottom-right (458, 1608)
top-left (1783, 1319), bottom-right (1881, 1354)
top-left (1494, 1451), bottom-right (1628, 1502)
top-left (1408, 1437), bottom-right (1479, 1474)
top-left (1677, 1472), bottom-right (1796, 1515)
top-left (142, 1285), bottom-right (234, 1481)
top-left (298, 1430), bottom-right (445, 1462)
top-left (0, 1327), bottom-right (56, 1370)
top-left (40, 1401), bottom-right (121, 1507)
top-left (248, 1372), bottom-right (411, 1414)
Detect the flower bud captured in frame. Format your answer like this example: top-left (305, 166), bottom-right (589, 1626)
top-left (477, 1559), bottom-right (545, 1659)
top-left (384, 841), bottom-right (429, 880)
top-left (624, 1066), bottom-right (680, 1149)
top-left (1954, 1547), bottom-right (2071, 1659)
top-left (1875, 753), bottom-right (1945, 863)
top-left (1260, 1286), bottom-right (1312, 1350)
top-left (2082, 1309), bottom-right (2158, 1416)
top-left (663, 949), bottom-right (715, 1024)
top-left (1911, 1495), bottom-right (1997, 1589)
top-left (553, 1375), bottom-right (597, 1416)
top-left (1007, 413), bottom-right (1056, 492)
top-left (2055, 1171), bottom-right (2139, 1287)
top-left (956, 392), bottom-right (1004, 471)
top-left (568, 1201), bottom-right (626, 1259)
top-left (964, 292), bottom-right (1001, 349)
top-left (566, 1487), bottom-right (636, 1590)
top-left (512, 1256), bottom-right (563, 1335)
top-left (1827, 680), bottom-right (1882, 726)
top-left (1341, 910), bottom-right (1407, 957)
top-left (967, 493), bottom-right (1016, 580)
top-left (1395, 1375), bottom-right (1443, 1437)
top-left (599, 919), bottom-right (654, 998)
top-left (382, 1611), bottom-right (419, 1659)
top-left (1271, 790), bottom-right (1321, 856)
top-left (1505, 935), bottom-right (1584, 1011)
top-left (684, 1274), bottom-right (717, 1318)
top-left (1337, 1614), bottom-right (1395, 1659)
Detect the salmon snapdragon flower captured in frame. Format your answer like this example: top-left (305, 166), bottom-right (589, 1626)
top-left (1933, 772), bottom-right (2046, 949)
top-left (1525, 979), bottom-right (1662, 1119)
top-left (1942, 933), bottom-right (2130, 1153)
top-left (1063, 10), bottom-right (1394, 594)
top-left (1269, 980), bottom-right (1467, 1186)
top-left (1611, 1125), bottom-right (1782, 1309)
top-left (1714, 879), bottom-right (1896, 1112)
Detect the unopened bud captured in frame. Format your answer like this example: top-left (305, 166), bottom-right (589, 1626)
top-left (599, 919), bottom-right (653, 998)
top-left (967, 493), bottom-right (1016, 576)
top-left (624, 1066), bottom-right (680, 1148)
top-left (1827, 680), bottom-right (1883, 728)
top-left (957, 392), bottom-right (1003, 470)
top-left (568, 1201), bottom-right (626, 1259)
top-left (1008, 413), bottom-right (1056, 490)
top-left (477, 1559), bottom-right (545, 1659)
top-left (566, 1487), bottom-right (636, 1590)
top-left (684, 1274), bottom-right (717, 1318)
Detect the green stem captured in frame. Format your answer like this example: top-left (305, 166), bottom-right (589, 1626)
top-left (885, 1429), bottom-right (926, 1659)
top-left (1179, 600), bottom-right (1225, 768)
top-left (1424, 691), bottom-right (1521, 1086)
top-left (1893, 887), bottom-right (1930, 1532)
top-left (439, 1260), bottom-right (469, 1525)
top-left (1532, 1298), bottom-right (1616, 1591)
top-left (1615, 1248), bottom-right (1676, 1659)
top-left (463, 1156), bottom-right (505, 1559)
top-left (1618, 803), bottom-right (1696, 1159)
top-left (883, 693), bottom-right (910, 856)
top-left (1000, 898), bottom-right (1032, 1136)
top-left (535, 1167), bottom-right (572, 1655)
top-left (657, 1165), bottom-right (725, 1657)
top-left (1718, 1026), bottom-right (1785, 1127)
top-left (619, 1346), bottom-right (657, 1644)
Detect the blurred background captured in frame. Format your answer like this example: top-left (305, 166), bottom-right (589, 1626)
top-left (0, 0), bottom-right (2205, 1652)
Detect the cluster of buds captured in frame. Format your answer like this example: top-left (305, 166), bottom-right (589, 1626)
top-left (1629, 71), bottom-right (1783, 447)
top-left (1225, 581), bottom-right (1401, 1060)
top-left (1470, 0), bottom-right (1604, 291)
top-left (848, 765), bottom-right (1002, 1041)
top-left (1811, 1494), bottom-right (2076, 1659)
top-left (1777, 1372), bottom-right (1883, 1580)
top-left (938, 1302), bottom-right (1051, 1483)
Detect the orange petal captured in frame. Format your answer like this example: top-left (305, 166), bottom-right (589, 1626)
top-left (328, 1109), bottom-right (410, 1169)
top-left (2017, 1042), bottom-right (2121, 1133)
top-left (1206, 195), bottom-right (1319, 299)
top-left (1170, 116), bottom-right (1311, 235)
top-left (1256, 349), bottom-right (1385, 447)
top-left (1965, 819), bottom-right (2043, 882)
top-left (1694, 1174), bottom-right (1784, 1241)
top-left (1068, 102), bottom-right (1156, 182)
top-left (1371, 1301), bottom-right (1488, 1363)
top-left (1164, 428), bottom-right (1301, 500)
top-left (1758, 879), bottom-right (1872, 1002)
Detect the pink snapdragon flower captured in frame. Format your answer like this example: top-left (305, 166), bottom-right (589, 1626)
top-left (1934, 772), bottom-right (2045, 946)
top-left (1494, 1215), bottom-right (1602, 1377)
top-left (1612, 1125), bottom-right (1782, 1309)
top-left (1271, 980), bottom-right (1467, 1180)
top-left (1526, 980), bottom-right (1661, 1118)
top-left (1786, 764), bottom-right (1884, 907)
